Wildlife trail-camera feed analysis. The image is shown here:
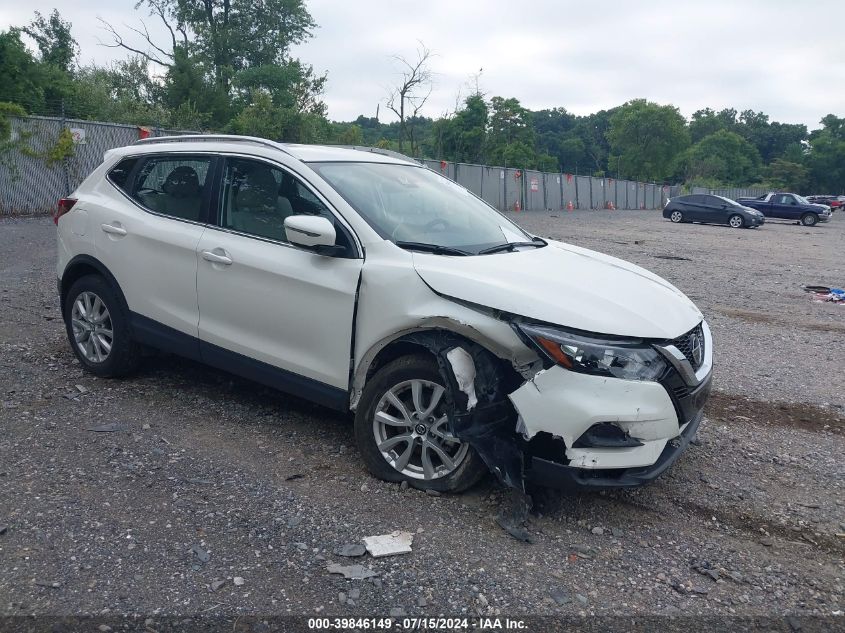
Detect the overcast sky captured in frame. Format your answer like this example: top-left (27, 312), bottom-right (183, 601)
top-left (2, 0), bottom-right (843, 129)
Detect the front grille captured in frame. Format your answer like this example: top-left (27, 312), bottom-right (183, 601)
top-left (668, 323), bottom-right (705, 371)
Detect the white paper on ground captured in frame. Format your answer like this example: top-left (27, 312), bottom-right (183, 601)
top-left (362, 531), bottom-right (414, 557)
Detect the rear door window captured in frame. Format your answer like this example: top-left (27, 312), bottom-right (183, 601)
top-left (130, 155), bottom-right (213, 222)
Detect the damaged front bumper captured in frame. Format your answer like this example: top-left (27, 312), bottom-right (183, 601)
top-left (509, 361), bottom-right (712, 490)
top-left (525, 411), bottom-right (703, 489)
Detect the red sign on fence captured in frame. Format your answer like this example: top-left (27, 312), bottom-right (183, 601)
top-left (530, 177), bottom-right (539, 192)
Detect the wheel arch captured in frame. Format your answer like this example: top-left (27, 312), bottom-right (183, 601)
top-left (350, 321), bottom-right (523, 411)
top-left (60, 255), bottom-right (129, 319)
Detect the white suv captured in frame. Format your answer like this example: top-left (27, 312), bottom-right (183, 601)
top-left (56, 135), bottom-right (713, 492)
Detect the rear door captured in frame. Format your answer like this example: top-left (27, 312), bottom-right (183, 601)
top-left (701, 195), bottom-right (727, 223)
top-left (195, 155), bottom-right (363, 405)
top-left (94, 153), bottom-right (215, 357)
top-left (684, 195), bottom-right (707, 221)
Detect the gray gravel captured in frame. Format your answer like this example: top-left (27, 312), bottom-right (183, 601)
top-left (0, 213), bottom-right (843, 619)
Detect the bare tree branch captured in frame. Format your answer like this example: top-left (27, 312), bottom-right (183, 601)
top-left (385, 42), bottom-right (434, 154)
top-left (124, 19), bottom-right (174, 62)
top-left (97, 17), bottom-right (173, 68)
top-left (147, 0), bottom-right (178, 53)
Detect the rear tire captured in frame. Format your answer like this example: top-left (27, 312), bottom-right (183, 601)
top-left (801, 213), bottom-right (818, 226)
top-left (669, 210), bottom-right (683, 223)
top-left (728, 214), bottom-right (744, 229)
top-left (354, 355), bottom-right (487, 493)
top-left (63, 274), bottom-right (140, 377)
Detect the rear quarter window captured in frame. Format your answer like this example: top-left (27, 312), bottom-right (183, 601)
top-left (107, 158), bottom-right (139, 193)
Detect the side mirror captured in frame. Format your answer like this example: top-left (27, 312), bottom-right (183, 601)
top-left (721, 204), bottom-right (727, 209)
top-left (284, 215), bottom-right (338, 253)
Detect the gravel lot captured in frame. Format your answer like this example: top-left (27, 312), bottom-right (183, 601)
top-left (1, 211), bottom-right (843, 626)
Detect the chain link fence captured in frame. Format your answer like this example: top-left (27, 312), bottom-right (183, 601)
top-left (2, 114), bottom-right (681, 215)
top-left (0, 116), bottom-right (193, 215)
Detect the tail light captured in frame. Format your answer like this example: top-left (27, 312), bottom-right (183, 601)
top-left (54, 198), bottom-right (77, 225)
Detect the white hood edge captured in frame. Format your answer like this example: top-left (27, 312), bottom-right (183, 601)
top-left (411, 240), bottom-right (703, 340)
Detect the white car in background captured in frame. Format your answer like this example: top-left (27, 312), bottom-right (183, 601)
top-left (55, 135), bottom-right (713, 493)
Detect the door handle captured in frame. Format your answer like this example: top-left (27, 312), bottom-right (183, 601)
top-left (101, 223), bottom-right (127, 236)
top-left (201, 249), bottom-right (233, 265)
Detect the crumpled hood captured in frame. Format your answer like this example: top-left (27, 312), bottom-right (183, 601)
top-left (412, 240), bottom-right (703, 339)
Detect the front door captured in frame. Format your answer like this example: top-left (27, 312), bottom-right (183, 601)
top-left (196, 156), bottom-right (363, 405)
top-left (771, 194), bottom-right (801, 220)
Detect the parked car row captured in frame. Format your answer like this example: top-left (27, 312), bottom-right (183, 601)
top-left (806, 194), bottom-right (844, 210)
top-left (664, 192), bottom-right (834, 228)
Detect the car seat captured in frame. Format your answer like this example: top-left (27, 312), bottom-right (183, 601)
top-left (230, 166), bottom-right (293, 240)
top-left (159, 166), bottom-right (202, 221)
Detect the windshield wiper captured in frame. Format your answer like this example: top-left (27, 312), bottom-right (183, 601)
top-left (394, 241), bottom-right (471, 256)
top-left (478, 237), bottom-right (547, 255)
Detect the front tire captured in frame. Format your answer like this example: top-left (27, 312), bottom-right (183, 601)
top-left (669, 210), bottom-right (683, 223)
top-left (354, 355), bottom-right (487, 493)
top-left (63, 274), bottom-right (140, 377)
top-left (728, 214), bottom-right (745, 229)
top-left (801, 213), bottom-right (818, 226)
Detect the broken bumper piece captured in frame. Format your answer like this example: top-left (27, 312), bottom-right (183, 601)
top-left (526, 412), bottom-right (702, 489)
top-left (509, 363), bottom-right (712, 489)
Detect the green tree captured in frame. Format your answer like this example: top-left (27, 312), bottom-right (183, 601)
top-left (765, 158), bottom-right (809, 192)
top-left (333, 123), bottom-right (363, 145)
top-left (438, 94), bottom-right (488, 163)
top-left (232, 60), bottom-right (327, 117)
top-left (0, 29), bottom-right (46, 111)
top-left (607, 99), bottom-right (689, 181)
top-left (572, 109), bottom-right (615, 174)
top-left (676, 129), bottom-right (762, 186)
top-left (101, 0), bottom-right (323, 129)
top-left (69, 58), bottom-right (167, 124)
top-left (734, 109), bottom-right (807, 163)
top-left (532, 107), bottom-right (576, 168)
top-left (486, 96), bottom-right (535, 167)
top-left (22, 10), bottom-right (77, 72)
top-left (689, 107), bottom-right (737, 143)
top-left (805, 115), bottom-right (845, 193)
top-left (227, 90), bottom-right (329, 143)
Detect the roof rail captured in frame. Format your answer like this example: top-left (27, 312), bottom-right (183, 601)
top-left (341, 145), bottom-right (419, 163)
top-left (134, 134), bottom-right (290, 155)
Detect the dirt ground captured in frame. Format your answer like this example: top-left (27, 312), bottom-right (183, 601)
top-left (1, 211), bottom-right (843, 629)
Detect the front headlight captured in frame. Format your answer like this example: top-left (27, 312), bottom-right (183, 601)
top-left (516, 323), bottom-right (667, 381)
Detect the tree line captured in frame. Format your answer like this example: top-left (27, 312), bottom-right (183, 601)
top-left (1, 3), bottom-right (843, 194)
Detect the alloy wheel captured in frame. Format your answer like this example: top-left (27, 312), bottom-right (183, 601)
top-left (729, 215), bottom-right (744, 228)
top-left (71, 291), bottom-right (113, 363)
top-left (670, 211), bottom-right (682, 223)
top-left (372, 379), bottom-right (469, 480)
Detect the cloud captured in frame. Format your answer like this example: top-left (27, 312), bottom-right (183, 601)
top-left (3, 0), bottom-right (843, 129)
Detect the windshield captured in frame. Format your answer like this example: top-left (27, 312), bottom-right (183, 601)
top-left (794, 194), bottom-right (811, 204)
top-left (309, 162), bottom-right (532, 255)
